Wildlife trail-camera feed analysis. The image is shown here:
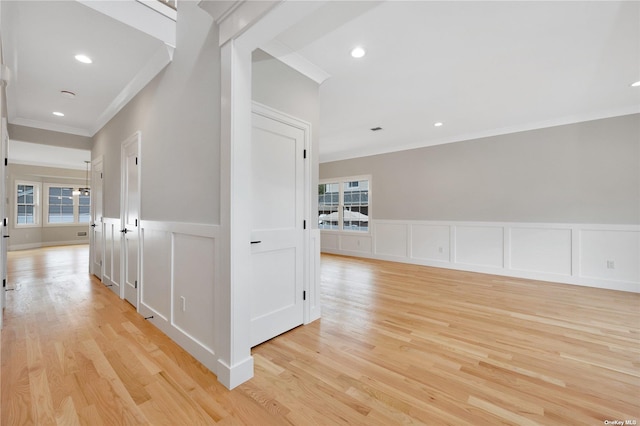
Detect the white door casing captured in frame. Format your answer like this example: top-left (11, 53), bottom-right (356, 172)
top-left (90, 157), bottom-right (104, 280)
top-left (0, 117), bottom-right (8, 327)
top-left (121, 132), bottom-right (140, 307)
top-left (250, 104), bottom-right (308, 347)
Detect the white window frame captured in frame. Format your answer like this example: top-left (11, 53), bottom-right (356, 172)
top-left (43, 183), bottom-right (90, 227)
top-left (319, 174), bottom-right (372, 234)
top-left (15, 180), bottom-right (41, 228)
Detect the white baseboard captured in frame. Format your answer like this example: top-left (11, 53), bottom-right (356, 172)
top-left (321, 220), bottom-right (640, 293)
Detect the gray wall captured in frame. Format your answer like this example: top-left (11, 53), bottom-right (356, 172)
top-left (8, 124), bottom-right (92, 150)
top-left (92, 2), bottom-right (220, 223)
top-left (252, 50), bottom-right (320, 226)
top-left (7, 164), bottom-right (90, 249)
top-left (320, 114), bottom-right (640, 224)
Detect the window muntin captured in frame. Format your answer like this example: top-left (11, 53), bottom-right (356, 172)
top-left (319, 176), bottom-right (370, 233)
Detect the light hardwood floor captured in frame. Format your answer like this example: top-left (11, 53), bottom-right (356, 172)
top-left (1, 245), bottom-right (639, 425)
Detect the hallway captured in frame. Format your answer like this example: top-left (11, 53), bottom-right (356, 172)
top-left (1, 246), bottom-right (639, 425)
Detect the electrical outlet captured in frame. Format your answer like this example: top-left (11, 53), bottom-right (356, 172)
top-left (606, 260), bottom-right (615, 269)
top-left (180, 296), bottom-right (186, 312)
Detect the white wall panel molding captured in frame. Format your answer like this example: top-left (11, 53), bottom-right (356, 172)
top-left (138, 221), bottom-right (221, 375)
top-left (321, 220), bottom-right (640, 293)
top-left (102, 218), bottom-right (121, 296)
top-left (306, 229), bottom-right (322, 324)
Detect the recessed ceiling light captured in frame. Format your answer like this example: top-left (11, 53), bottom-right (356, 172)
top-left (53, 111), bottom-right (65, 117)
top-left (632, 80), bottom-right (640, 87)
top-left (61, 90), bottom-right (76, 99)
top-left (434, 122), bottom-right (443, 127)
top-left (75, 54), bottom-right (92, 64)
top-left (351, 47), bottom-right (366, 59)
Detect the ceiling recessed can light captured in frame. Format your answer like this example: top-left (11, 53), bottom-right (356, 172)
top-left (75, 54), bottom-right (92, 64)
top-left (632, 80), bottom-right (640, 87)
top-left (434, 122), bottom-right (443, 127)
top-left (351, 46), bottom-right (366, 58)
top-left (53, 111), bottom-right (65, 117)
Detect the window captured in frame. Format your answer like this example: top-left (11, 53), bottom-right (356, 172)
top-left (319, 176), bottom-right (370, 232)
top-left (44, 184), bottom-right (91, 226)
top-left (16, 182), bottom-right (40, 227)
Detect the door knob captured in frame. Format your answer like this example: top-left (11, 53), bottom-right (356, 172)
top-left (250, 240), bottom-right (262, 244)
top-left (120, 229), bottom-right (129, 234)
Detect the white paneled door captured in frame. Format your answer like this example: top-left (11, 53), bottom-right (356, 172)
top-left (121, 133), bottom-right (140, 308)
top-left (250, 108), bottom-right (306, 347)
top-left (90, 158), bottom-right (104, 280)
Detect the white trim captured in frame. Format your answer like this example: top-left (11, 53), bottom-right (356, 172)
top-left (322, 219), bottom-right (640, 293)
top-left (260, 39), bottom-right (331, 84)
top-left (9, 240), bottom-right (89, 251)
top-left (219, 0), bottom-right (326, 390)
top-left (138, 220), bottom-right (222, 378)
top-left (140, 220), bottom-right (220, 238)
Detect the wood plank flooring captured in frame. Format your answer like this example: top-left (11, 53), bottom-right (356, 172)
top-left (1, 245), bottom-right (639, 425)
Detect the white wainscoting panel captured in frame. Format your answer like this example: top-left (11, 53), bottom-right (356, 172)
top-left (138, 220), bottom-right (220, 373)
top-left (580, 229), bottom-right (640, 283)
top-left (411, 224), bottom-right (450, 262)
top-left (140, 228), bottom-right (171, 320)
top-left (320, 220), bottom-right (640, 293)
top-left (172, 233), bottom-right (216, 354)
top-left (321, 232), bottom-right (339, 250)
top-left (374, 223), bottom-right (408, 258)
top-left (340, 234), bottom-right (372, 254)
top-left (510, 227), bottom-right (572, 276)
top-left (102, 218), bottom-right (121, 296)
top-left (455, 225), bottom-right (504, 268)
top-left (306, 229), bottom-right (321, 323)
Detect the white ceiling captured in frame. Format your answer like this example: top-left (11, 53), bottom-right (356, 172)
top-left (1, 1), bottom-right (638, 167)
top-left (269, 1), bottom-right (640, 162)
top-left (1, 0), bottom-right (171, 138)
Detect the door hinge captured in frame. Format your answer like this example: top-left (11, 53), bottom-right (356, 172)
top-left (3, 218), bottom-right (6, 227)
top-left (4, 158), bottom-right (7, 166)
top-left (135, 219), bottom-right (138, 227)
top-left (303, 220), bottom-right (306, 229)
top-left (135, 280), bottom-right (138, 289)
top-left (2, 279), bottom-right (5, 288)
top-left (100, 260), bottom-right (102, 266)
top-left (303, 149), bottom-right (307, 159)
top-left (135, 157), bottom-right (138, 165)
top-left (101, 172), bottom-right (103, 179)
top-left (303, 290), bottom-right (306, 301)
